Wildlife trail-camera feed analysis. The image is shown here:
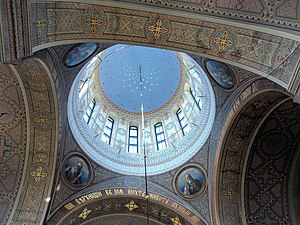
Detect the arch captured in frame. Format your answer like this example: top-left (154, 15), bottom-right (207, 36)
top-left (0, 63), bottom-right (28, 225)
top-left (210, 78), bottom-right (291, 225)
top-left (25, 1), bottom-right (300, 93)
top-left (46, 176), bottom-right (207, 225)
top-left (0, 57), bottom-right (59, 225)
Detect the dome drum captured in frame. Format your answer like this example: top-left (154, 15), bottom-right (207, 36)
top-left (68, 45), bottom-right (216, 176)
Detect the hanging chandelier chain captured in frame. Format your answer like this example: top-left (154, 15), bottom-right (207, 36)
top-left (139, 65), bottom-right (150, 225)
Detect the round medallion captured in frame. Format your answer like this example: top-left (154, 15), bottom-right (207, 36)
top-left (0, 100), bottom-right (16, 124)
top-left (125, 177), bottom-right (142, 188)
top-left (173, 164), bottom-right (207, 199)
top-left (64, 43), bottom-right (98, 67)
top-left (205, 60), bottom-right (235, 90)
top-left (61, 153), bottom-right (93, 190)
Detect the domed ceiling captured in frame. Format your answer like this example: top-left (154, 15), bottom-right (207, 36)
top-left (99, 45), bottom-right (181, 113)
top-left (68, 45), bottom-right (216, 175)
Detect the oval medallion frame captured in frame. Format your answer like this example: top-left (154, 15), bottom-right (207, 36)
top-left (204, 59), bottom-right (237, 90)
top-left (64, 43), bottom-right (98, 68)
top-left (173, 163), bottom-right (207, 199)
top-left (61, 152), bottom-right (93, 190)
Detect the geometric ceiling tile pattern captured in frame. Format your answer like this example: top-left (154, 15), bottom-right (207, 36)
top-left (119, 0), bottom-right (300, 32)
top-left (214, 78), bottom-right (289, 225)
top-left (0, 64), bottom-right (27, 225)
top-left (1, 1), bottom-right (300, 225)
top-left (244, 100), bottom-right (300, 224)
top-left (29, 2), bottom-right (300, 93)
top-left (6, 58), bottom-right (58, 225)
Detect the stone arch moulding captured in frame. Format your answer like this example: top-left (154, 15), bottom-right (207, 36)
top-left (210, 78), bottom-right (291, 225)
top-left (2, 1), bottom-right (299, 92)
top-left (5, 57), bottom-right (59, 225)
top-left (0, 63), bottom-right (28, 225)
top-left (47, 176), bottom-right (207, 225)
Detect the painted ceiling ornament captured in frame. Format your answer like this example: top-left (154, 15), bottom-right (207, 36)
top-left (149, 19), bottom-right (167, 39)
top-left (170, 216), bottom-right (182, 225)
top-left (35, 18), bottom-right (46, 32)
top-left (33, 113), bottom-right (49, 128)
top-left (214, 31), bottom-right (233, 52)
top-left (85, 11), bottom-right (103, 33)
top-left (78, 207), bottom-right (92, 219)
top-left (125, 200), bottom-right (138, 211)
top-left (64, 43), bottom-right (98, 68)
top-left (278, 53), bottom-right (292, 69)
top-left (0, 136), bottom-right (14, 158)
top-left (61, 152), bottom-right (93, 190)
top-left (64, 203), bottom-right (75, 211)
top-left (222, 185), bottom-right (238, 203)
top-left (205, 60), bottom-right (236, 90)
top-left (0, 100), bottom-right (15, 124)
top-left (30, 166), bottom-right (47, 183)
top-left (173, 164), bottom-right (207, 199)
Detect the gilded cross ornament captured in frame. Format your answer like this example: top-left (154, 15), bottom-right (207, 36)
top-left (214, 31), bottom-right (233, 52)
top-left (28, 68), bottom-right (38, 80)
top-left (170, 216), bottom-right (182, 225)
top-left (78, 208), bottom-right (92, 219)
top-left (253, 100), bottom-right (266, 110)
top-left (222, 186), bottom-right (237, 201)
top-left (85, 11), bottom-right (103, 33)
top-left (35, 19), bottom-right (46, 31)
top-left (149, 19), bottom-right (167, 39)
top-left (125, 200), bottom-right (138, 211)
top-left (30, 166), bottom-right (47, 183)
top-left (230, 136), bottom-right (242, 147)
top-left (34, 114), bottom-right (49, 127)
top-left (278, 54), bottom-right (291, 69)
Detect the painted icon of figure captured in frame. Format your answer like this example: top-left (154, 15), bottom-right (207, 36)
top-left (183, 173), bottom-right (202, 195)
top-left (213, 66), bottom-right (233, 87)
top-left (65, 162), bottom-right (83, 184)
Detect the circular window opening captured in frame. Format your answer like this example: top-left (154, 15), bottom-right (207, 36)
top-left (68, 44), bottom-right (215, 176)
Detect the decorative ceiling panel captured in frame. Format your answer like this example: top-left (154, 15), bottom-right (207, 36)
top-left (113, 0), bottom-right (300, 32)
top-left (0, 64), bottom-right (27, 225)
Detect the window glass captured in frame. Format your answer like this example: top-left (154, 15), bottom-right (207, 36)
top-left (103, 117), bottom-right (114, 145)
top-left (190, 88), bottom-right (202, 111)
top-left (86, 99), bottom-right (96, 124)
top-left (128, 126), bottom-right (138, 153)
top-left (154, 123), bottom-right (167, 150)
top-left (176, 108), bottom-right (189, 136)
